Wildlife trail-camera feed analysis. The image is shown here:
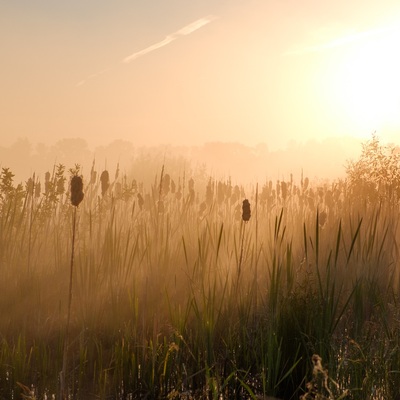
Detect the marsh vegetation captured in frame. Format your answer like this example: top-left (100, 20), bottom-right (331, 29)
top-left (1, 135), bottom-right (400, 399)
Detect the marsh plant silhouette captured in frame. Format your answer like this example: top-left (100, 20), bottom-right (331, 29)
top-left (0, 135), bottom-right (400, 399)
top-left (60, 168), bottom-right (84, 399)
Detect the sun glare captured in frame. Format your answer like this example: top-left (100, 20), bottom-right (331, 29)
top-left (330, 25), bottom-right (400, 138)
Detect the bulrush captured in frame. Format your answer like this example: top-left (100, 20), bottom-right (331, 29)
top-left (70, 175), bottom-right (84, 207)
top-left (61, 172), bottom-right (84, 398)
top-left (238, 198), bottom-right (251, 280)
top-left (100, 170), bottom-right (110, 196)
top-left (242, 198), bottom-right (251, 222)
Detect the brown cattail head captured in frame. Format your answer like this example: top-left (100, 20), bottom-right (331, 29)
top-left (35, 181), bottom-right (41, 198)
top-left (242, 199), bottom-right (251, 222)
top-left (71, 175), bottom-right (84, 207)
top-left (44, 171), bottom-right (51, 195)
top-left (137, 193), bottom-right (144, 210)
top-left (26, 177), bottom-right (34, 196)
top-left (100, 170), bottom-right (110, 196)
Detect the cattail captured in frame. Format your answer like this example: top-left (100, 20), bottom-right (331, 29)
top-left (144, 194), bottom-right (151, 211)
top-left (158, 164), bottom-right (165, 200)
top-left (231, 185), bottom-right (240, 204)
top-left (62, 172), bottom-right (83, 398)
top-left (189, 178), bottom-right (194, 192)
top-left (199, 201), bottom-right (207, 216)
top-left (35, 181), bottom-right (41, 198)
top-left (281, 181), bottom-right (287, 201)
top-left (70, 175), bottom-right (84, 207)
top-left (176, 187), bottom-right (182, 201)
top-left (100, 170), bottom-right (110, 196)
top-left (217, 181), bottom-right (225, 204)
top-left (238, 198), bottom-right (251, 283)
top-left (303, 176), bottom-right (309, 191)
top-left (137, 193), bottom-right (144, 210)
top-left (26, 177), bottom-right (34, 196)
top-left (234, 203), bottom-right (241, 221)
top-left (115, 182), bottom-right (122, 198)
top-left (158, 200), bottom-right (164, 213)
top-left (44, 171), bottom-right (51, 195)
top-left (57, 176), bottom-right (66, 195)
top-left (132, 179), bottom-right (138, 192)
top-left (188, 188), bottom-right (195, 205)
top-left (319, 210), bottom-right (327, 227)
top-left (242, 199), bottom-right (251, 222)
top-left (90, 169), bottom-right (97, 185)
top-left (206, 178), bottom-right (213, 205)
top-left (163, 174), bottom-right (171, 195)
top-left (90, 160), bottom-right (97, 184)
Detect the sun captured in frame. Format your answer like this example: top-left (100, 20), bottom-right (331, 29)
top-left (329, 25), bottom-right (400, 139)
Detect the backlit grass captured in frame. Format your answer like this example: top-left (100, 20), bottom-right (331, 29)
top-left (0, 155), bottom-right (400, 399)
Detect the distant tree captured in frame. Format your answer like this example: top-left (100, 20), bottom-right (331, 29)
top-left (345, 134), bottom-right (400, 204)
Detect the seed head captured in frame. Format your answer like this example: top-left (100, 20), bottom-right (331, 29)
top-left (35, 181), bottom-right (41, 198)
top-left (137, 193), bottom-right (144, 210)
top-left (242, 199), bottom-right (251, 222)
top-left (71, 175), bottom-right (84, 207)
top-left (100, 170), bottom-right (110, 196)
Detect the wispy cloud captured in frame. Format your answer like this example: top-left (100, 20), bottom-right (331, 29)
top-left (123, 15), bottom-right (216, 63)
top-left (283, 25), bottom-right (396, 56)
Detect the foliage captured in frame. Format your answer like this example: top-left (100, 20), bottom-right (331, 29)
top-left (0, 157), bottom-right (400, 399)
top-left (346, 134), bottom-right (400, 204)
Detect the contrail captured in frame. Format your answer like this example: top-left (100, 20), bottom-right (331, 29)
top-left (123, 15), bottom-right (216, 63)
top-left (76, 68), bottom-right (111, 87)
top-left (283, 25), bottom-right (397, 56)
top-left (76, 15), bottom-right (216, 87)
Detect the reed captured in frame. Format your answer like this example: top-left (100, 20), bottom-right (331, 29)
top-left (0, 154), bottom-right (399, 398)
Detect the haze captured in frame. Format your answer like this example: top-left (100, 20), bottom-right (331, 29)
top-left (1, 0), bottom-right (400, 167)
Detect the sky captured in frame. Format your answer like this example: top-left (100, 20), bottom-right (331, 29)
top-left (2, 0), bottom-right (400, 151)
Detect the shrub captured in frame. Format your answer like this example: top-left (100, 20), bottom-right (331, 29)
top-left (346, 134), bottom-right (400, 204)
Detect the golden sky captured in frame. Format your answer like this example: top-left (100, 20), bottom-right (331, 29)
top-left (1, 0), bottom-right (400, 150)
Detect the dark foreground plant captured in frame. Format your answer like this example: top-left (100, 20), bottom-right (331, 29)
top-left (300, 354), bottom-right (349, 400)
top-left (60, 172), bottom-right (84, 399)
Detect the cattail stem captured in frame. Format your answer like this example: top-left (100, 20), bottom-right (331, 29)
top-left (60, 205), bottom-right (77, 399)
top-left (254, 183), bottom-right (259, 309)
top-left (238, 220), bottom-right (246, 279)
top-left (27, 173), bottom-right (35, 276)
top-left (238, 198), bottom-right (251, 281)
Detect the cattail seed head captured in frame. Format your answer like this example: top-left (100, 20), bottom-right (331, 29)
top-left (26, 178), bottom-right (34, 196)
top-left (44, 171), bottom-right (51, 195)
top-left (242, 199), bottom-right (251, 222)
top-left (35, 181), bottom-right (41, 198)
top-left (281, 181), bottom-right (287, 200)
top-left (158, 200), bottom-right (164, 213)
top-left (137, 193), bottom-right (144, 210)
top-left (189, 178), bottom-right (194, 192)
top-left (71, 175), bottom-right (84, 207)
top-left (90, 169), bottom-right (97, 185)
top-left (100, 170), bottom-right (110, 196)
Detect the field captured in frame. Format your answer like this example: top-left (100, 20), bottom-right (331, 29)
top-left (1, 139), bottom-right (400, 399)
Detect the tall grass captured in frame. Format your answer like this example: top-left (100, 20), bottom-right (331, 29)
top-left (0, 163), bottom-right (400, 399)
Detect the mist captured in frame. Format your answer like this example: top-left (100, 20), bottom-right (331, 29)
top-left (1, 135), bottom-right (363, 187)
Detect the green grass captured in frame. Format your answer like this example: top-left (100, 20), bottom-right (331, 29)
top-left (0, 164), bottom-right (400, 399)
